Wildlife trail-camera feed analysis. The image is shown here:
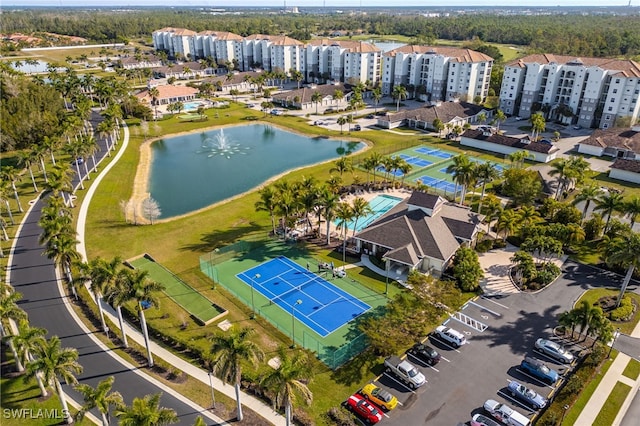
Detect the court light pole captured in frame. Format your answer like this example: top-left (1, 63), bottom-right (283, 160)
top-left (250, 273), bottom-right (260, 319)
top-left (207, 371), bottom-right (216, 409)
top-left (291, 299), bottom-right (302, 348)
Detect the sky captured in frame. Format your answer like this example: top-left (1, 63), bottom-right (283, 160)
top-left (7, 1), bottom-right (637, 8)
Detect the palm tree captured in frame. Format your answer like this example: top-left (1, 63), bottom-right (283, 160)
top-left (432, 118), bottom-right (445, 137)
top-left (311, 91), bottom-right (322, 114)
top-left (318, 186), bottom-right (340, 245)
top-left (75, 376), bottom-right (124, 425)
top-left (392, 84), bottom-right (407, 112)
top-left (210, 327), bottom-right (264, 421)
top-left (623, 196), bottom-right (640, 229)
top-left (333, 89), bottom-right (344, 107)
top-left (27, 336), bottom-right (83, 424)
top-left (362, 153), bottom-right (382, 185)
top-left (42, 229), bottom-right (80, 296)
top-left (496, 209), bottom-right (518, 238)
top-left (529, 112), bottom-right (546, 140)
top-left (574, 300), bottom-right (602, 341)
top-left (397, 159), bottom-right (413, 187)
top-left (446, 155), bottom-right (475, 204)
top-left (330, 157), bottom-right (353, 177)
top-left (606, 232), bottom-right (640, 308)
top-left (75, 257), bottom-right (122, 334)
top-left (474, 162), bottom-right (500, 214)
top-left (46, 163), bottom-right (75, 207)
top-left (548, 158), bottom-right (574, 199)
top-left (372, 87), bottom-right (382, 114)
top-left (0, 288), bottom-right (28, 372)
top-left (255, 186), bottom-right (279, 237)
top-left (494, 109), bottom-right (506, 131)
top-left (0, 181), bottom-right (15, 224)
top-left (594, 191), bottom-right (625, 233)
top-left (558, 310), bottom-right (580, 339)
top-left (507, 150), bottom-right (532, 169)
top-left (337, 116), bottom-right (347, 134)
top-left (572, 183), bottom-right (603, 222)
top-left (17, 149), bottom-right (40, 193)
top-left (122, 268), bottom-right (164, 367)
top-left (1, 166), bottom-right (23, 213)
top-left (104, 269), bottom-right (134, 348)
top-left (9, 320), bottom-right (48, 395)
top-left (516, 205), bottom-right (542, 230)
top-left (350, 197), bottom-right (373, 238)
top-left (260, 347), bottom-right (313, 426)
top-left (335, 202), bottom-right (355, 264)
top-left (148, 87), bottom-right (160, 120)
top-left (115, 393), bottom-right (178, 426)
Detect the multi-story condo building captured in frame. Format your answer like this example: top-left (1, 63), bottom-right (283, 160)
top-left (381, 46), bottom-right (493, 102)
top-left (500, 54), bottom-right (640, 129)
top-left (153, 28), bottom-right (379, 85)
top-left (305, 39), bottom-right (381, 84)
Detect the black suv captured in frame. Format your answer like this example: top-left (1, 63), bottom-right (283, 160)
top-left (408, 343), bottom-right (441, 366)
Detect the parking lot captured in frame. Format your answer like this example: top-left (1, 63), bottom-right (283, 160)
top-left (350, 272), bottom-right (597, 426)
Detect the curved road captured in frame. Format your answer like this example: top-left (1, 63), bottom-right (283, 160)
top-left (8, 110), bottom-right (222, 425)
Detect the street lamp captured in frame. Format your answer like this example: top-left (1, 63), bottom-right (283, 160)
top-left (608, 327), bottom-right (621, 358)
top-left (250, 273), bottom-right (260, 319)
top-left (207, 371), bottom-right (216, 409)
top-left (291, 299), bottom-right (302, 348)
top-left (561, 404), bottom-right (569, 424)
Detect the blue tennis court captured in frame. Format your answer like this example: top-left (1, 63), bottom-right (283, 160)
top-left (237, 257), bottom-right (370, 337)
top-left (417, 175), bottom-right (457, 193)
top-left (414, 147), bottom-right (453, 159)
top-left (400, 154), bottom-right (432, 167)
top-left (376, 166), bottom-right (404, 177)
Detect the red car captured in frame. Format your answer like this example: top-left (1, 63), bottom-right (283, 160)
top-left (346, 393), bottom-right (383, 424)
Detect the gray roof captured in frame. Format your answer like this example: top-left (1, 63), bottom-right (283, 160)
top-left (407, 191), bottom-right (441, 209)
top-left (579, 128), bottom-right (640, 153)
top-left (272, 83), bottom-right (352, 104)
top-left (381, 101), bottom-right (486, 125)
top-left (355, 194), bottom-right (482, 265)
top-left (462, 129), bottom-right (559, 154)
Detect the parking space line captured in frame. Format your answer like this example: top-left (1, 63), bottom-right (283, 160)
top-left (532, 349), bottom-right (568, 366)
top-left (406, 353), bottom-right (439, 372)
top-left (497, 390), bottom-right (535, 412)
top-left (515, 369), bottom-right (556, 389)
top-left (382, 373), bottom-right (418, 394)
top-left (440, 356), bottom-right (451, 363)
top-left (468, 300), bottom-right (503, 318)
top-left (480, 296), bottom-right (510, 309)
top-left (451, 311), bottom-right (488, 332)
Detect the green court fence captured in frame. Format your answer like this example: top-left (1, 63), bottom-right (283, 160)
top-left (199, 240), bottom-right (369, 370)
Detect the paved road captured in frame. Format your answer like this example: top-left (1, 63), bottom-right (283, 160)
top-left (8, 110), bottom-right (220, 425)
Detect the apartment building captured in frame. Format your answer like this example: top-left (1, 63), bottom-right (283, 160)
top-left (381, 45), bottom-right (493, 102)
top-left (500, 54), bottom-right (640, 129)
top-left (152, 28), bottom-right (379, 85)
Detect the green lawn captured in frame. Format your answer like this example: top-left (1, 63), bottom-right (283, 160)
top-left (592, 381), bottom-right (632, 426)
top-left (575, 289), bottom-right (640, 336)
top-left (563, 353), bottom-right (616, 426)
top-left (622, 358), bottom-right (640, 380)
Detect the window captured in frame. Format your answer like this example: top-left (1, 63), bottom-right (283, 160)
top-left (613, 89), bottom-right (617, 94)
top-left (512, 78), bottom-right (516, 82)
top-left (608, 107), bottom-right (613, 112)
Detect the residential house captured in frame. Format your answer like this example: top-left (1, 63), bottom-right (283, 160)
top-left (376, 101), bottom-right (490, 131)
top-left (135, 85), bottom-right (199, 106)
top-left (272, 83), bottom-right (352, 110)
top-left (576, 127), bottom-right (640, 159)
top-left (609, 158), bottom-right (640, 185)
top-left (460, 128), bottom-right (559, 163)
top-left (353, 191), bottom-right (482, 276)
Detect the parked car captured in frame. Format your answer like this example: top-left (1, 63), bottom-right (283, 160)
top-left (72, 157), bottom-right (84, 166)
top-left (507, 381), bottom-right (548, 409)
top-left (408, 343), bottom-right (441, 365)
top-left (433, 325), bottom-right (467, 348)
top-left (520, 357), bottom-right (559, 384)
top-left (366, 114), bottom-right (375, 119)
top-left (375, 110), bottom-right (388, 116)
top-left (483, 399), bottom-right (530, 426)
top-left (354, 124), bottom-right (362, 131)
top-left (471, 413), bottom-right (502, 426)
top-left (383, 355), bottom-right (427, 389)
top-left (361, 383), bottom-right (398, 411)
top-left (345, 393), bottom-right (383, 424)
top-left (535, 338), bottom-right (574, 363)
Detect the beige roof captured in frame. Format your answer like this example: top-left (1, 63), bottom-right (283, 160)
top-left (508, 54), bottom-right (640, 77)
top-left (382, 101), bottom-right (486, 125)
top-left (243, 34), bottom-right (274, 41)
top-left (267, 35), bottom-right (304, 46)
top-left (307, 38), bottom-right (380, 53)
top-left (579, 128), bottom-right (640, 152)
top-left (385, 45), bottom-right (493, 62)
top-left (136, 85), bottom-right (198, 102)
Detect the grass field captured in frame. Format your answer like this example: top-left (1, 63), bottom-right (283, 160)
top-left (592, 381), bottom-right (632, 426)
top-left (128, 254), bottom-right (226, 325)
top-left (622, 358), bottom-right (640, 380)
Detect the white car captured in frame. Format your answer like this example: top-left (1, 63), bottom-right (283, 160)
top-left (535, 338), bottom-right (574, 363)
top-left (433, 325), bottom-right (466, 348)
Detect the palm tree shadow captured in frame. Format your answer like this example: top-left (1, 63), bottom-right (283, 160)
top-left (180, 223), bottom-right (264, 253)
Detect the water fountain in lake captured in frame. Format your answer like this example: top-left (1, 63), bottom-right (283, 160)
top-left (198, 129), bottom-right (249, 159)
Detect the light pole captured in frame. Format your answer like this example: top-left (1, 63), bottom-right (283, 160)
top-left (384, 258), bottom-right (389, 295)
top-left (291, 299), bottom-right (302, 348)
top-left (250, 273), bottom-right (260, 319)
top-left (608, 327), bottom-right (621, 358)
top-left (561, 404), bottom-right (569, 424)
top-left (207, 371), bottom-right (216, 409)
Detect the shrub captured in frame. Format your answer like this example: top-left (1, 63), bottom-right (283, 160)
top-left (492, 239), bottom-right (507, 249)
top-left (476, 239), bottom-right (493, 253)
top-left (609, 296), bottom-right (635, 321)
top-left (537, 262), bottom-right (561, 285)
top-left (324, 407), bottom-right (357, 426)
top-left (584, 216), bottom-right (604, 240)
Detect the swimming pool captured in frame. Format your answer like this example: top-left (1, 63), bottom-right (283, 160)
top-left (183, 101), bottom-right (209, 112)
top-left (336, 195), bottom-right (403, 232)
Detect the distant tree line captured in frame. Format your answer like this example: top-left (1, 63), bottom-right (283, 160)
top-left (2, 10), bottom-right (640, 59)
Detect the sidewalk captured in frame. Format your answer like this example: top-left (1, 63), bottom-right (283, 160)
top-left (76, 122), bottom-right (285, 425)
top-left (573, 320), bottom-right (640, 426)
